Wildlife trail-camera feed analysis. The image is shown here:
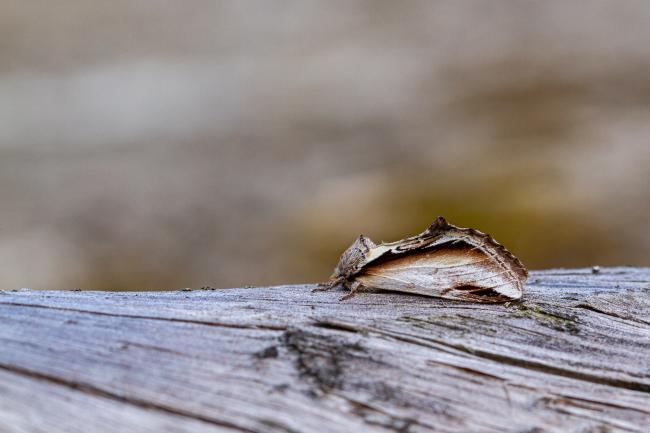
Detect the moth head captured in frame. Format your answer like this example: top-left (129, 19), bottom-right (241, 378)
top-left (331, 234), bottom-right (376, 280)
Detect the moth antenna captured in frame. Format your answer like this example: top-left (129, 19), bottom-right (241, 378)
top-left (312, 277), bottom-right (343, 293)
top-left (311, 285), bottom-right (331, 293)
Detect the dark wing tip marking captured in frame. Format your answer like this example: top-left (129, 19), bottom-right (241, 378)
top-left (427, 216), bottom-right (450, 233)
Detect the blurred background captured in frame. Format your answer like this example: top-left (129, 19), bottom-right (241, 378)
top-left (1, 1), bottom-right (649, 290)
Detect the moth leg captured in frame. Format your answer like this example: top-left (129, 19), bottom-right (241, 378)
top-left (312, 278), bottom-right (343, 293)
top-left (339, 280), bottom-right (364, 301)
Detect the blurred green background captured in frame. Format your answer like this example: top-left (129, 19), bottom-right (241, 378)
top-left (1, 1), bottom-right (649, 290)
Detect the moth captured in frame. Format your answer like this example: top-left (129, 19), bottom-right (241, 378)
top-left (316, 216), bottom-right (527, 302)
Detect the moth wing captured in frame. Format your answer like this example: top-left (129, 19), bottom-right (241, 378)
top-left (354, 243), bottom-right (523, 302)
top-left (363, 216), bottom-right (454, 265)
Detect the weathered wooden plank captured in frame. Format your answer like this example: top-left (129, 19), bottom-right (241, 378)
top-left (1, 267), bottom-right (649, 432)
top-left (0, 370), bottom-right (235, 433)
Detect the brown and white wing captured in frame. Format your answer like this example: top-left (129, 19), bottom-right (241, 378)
top-left (354, 242), bottom-right (523, 302)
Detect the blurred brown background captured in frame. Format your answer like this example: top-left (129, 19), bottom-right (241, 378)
top-left (1, 1), bottom-right (649, 290)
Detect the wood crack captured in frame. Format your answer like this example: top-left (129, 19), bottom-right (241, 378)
top-left (352, 325), bottom-right (650, 394)
top-left (0, 301), bottom-right (287, 331)
top-left (574, 303), bottom-right (650, 326)
top-left (0, 362), bottom-right (257, 433)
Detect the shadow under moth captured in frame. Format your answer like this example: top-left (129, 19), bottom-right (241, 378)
top-left (316, 216), bottom-right (527, 303)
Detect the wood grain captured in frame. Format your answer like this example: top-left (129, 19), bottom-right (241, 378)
top-left (1, 267), bottom-right (650, 433)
